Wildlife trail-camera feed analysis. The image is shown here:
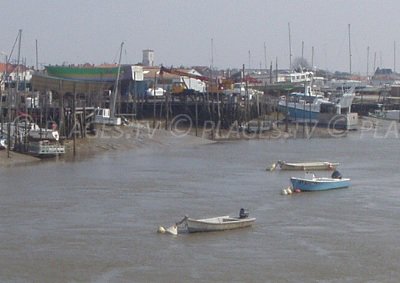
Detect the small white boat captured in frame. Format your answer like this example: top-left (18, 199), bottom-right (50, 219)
top-left (270, 160), bottom-right (339, 171)
top-left (182, 209), bottom-right (256, 233)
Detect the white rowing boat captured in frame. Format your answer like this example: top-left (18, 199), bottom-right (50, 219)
top-left (182, 209), bottom-right (255, 233)
top-left (270, 160), bottom-right (339, 171)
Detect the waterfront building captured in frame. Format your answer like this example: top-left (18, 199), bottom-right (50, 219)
top-left (142, 49), bottom-right (155, 67)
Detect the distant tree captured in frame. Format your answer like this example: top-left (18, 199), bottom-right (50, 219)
top-left (292, 57), bottom-right (310, 71)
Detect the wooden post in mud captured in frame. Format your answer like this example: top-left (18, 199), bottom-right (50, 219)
top-left (153, 72), bottom-right (156, 128)
top-left (73, 84), bottom-right (76, 157)
top-left (276, 98), bottom-right (279, 125)
top-left (285, 90), bottom-right (289, 133)
top-left (165, 90), bottom-right (169, 130)
top-left (217, 92), bottom-right (221, 125)
top-left (302, 97), bottom-right (305, 137)
top-left (243, 64), bottom-right (248, 124)
top-left (7, 121), bottom-right (10, 158)
top-left (83, 93), bottom-right (86, 138)
top-left (195, 95), bottom-right (198, 136)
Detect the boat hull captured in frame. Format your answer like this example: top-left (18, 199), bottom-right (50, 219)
top-left (278, 103), bottom-right (319, 123)
top-left (28, 140), bottom-right (65, 157)
top-left (290, 177), bottom-right (350, 191)
top-left (280, 162), bottom-right (339, 171)
top-left (185, 216), bottom-right (256, 233)
top-left (369, 110), bottom-right (400, 121)
top-left (278, 103), bottom-right (358, 130)
top-left (45, 66), bottom-right (120, 82)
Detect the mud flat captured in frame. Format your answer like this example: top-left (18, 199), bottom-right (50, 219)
top-left (0, 150), bottom-right (41, 167)
top-left (61, 123), bottom-right (215, 160)
top-left (0, 120), bottom-right (348, 167)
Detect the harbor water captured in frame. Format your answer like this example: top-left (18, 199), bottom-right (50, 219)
top-left (0, 119), bottom-right (400, 282)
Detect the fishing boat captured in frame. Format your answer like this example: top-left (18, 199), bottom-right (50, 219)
top-left (277, 75), bottom-right (358, 130)
top-left (290, 171), bottom-right (350, 191)
top-left (45, 65), bottom-right (121, 82)
top-left (181, 209), bottom-right (255, 233)
top-left (270, 160), bottom-right (339, 171)
top-left (0, 121), bottom-right (65, 156)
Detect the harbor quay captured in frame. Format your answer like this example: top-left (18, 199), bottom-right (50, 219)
top-left (1, 62), bottom-right (400, 160)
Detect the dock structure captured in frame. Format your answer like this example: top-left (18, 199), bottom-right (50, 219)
top-left (27, 69), bottom-right (275, 139)
top-left (10, 63), bottom-right (381, 152)
top-left (30, 72), bottom-right (112, 139)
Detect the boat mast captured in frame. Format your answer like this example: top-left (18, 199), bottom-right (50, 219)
top-left (367, 46), bottom-right (370, 79)
top-left (110, 42), bottom-right (124, 118)
top-left (16, 29), bottom-right (22, 90)
top-left (348, 24), bottom-right (352, 76)
top-left (35, 39), bottom-right (39, 71)
top-left (311, 46), bottom-right (314, 70)
top-left (394, 41), bottom-right (396, 73)
top-left (264, 42), bottom-right (267, 70)
top-left (288, 23), bottom-right (292, 70)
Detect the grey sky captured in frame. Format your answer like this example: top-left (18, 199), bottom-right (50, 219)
top-left (1, 0), bottom-right (399, 74)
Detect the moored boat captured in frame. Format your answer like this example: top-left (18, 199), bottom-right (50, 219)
top-left (45, 65), bottom-right (120, 82)
top-left (277, 75), bottom-right (358, 130)
top-left (0, 121), bottom-right (65, 157)
top-left (369, 109), bottom-right (400, 121)
top-left (270, 160), bottom-right (339, 171)
top-left (182, 209), bottom-right (255, 233)
top-left (290, 171), bottom-right (350, 191)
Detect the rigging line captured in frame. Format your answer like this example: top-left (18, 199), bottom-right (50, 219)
top-left (7, 31), bottom-right (21, 64)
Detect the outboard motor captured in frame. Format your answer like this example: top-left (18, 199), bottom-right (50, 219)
top-left (239, 208), bottom-right (249, 219)
top-left (331, 170), bottom-right (342, 179)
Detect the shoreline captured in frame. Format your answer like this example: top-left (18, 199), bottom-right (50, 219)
top-left (0, 119), bottom-right (361, 168)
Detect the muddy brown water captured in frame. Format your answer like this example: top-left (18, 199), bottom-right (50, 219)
top-left (0, 120), bottom-right (399, 282)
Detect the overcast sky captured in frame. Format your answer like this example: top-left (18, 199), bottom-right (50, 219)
top-left (1, 0), bottom-right (399, 74)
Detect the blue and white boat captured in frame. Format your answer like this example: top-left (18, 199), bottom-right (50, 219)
top-left (278, 76), bottom-right (358, 130)
top-left (290, 171), bottom-right (351, 192)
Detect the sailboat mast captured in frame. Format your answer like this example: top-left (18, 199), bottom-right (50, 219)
top-left (35, 39), bottom-right (39, 71)
top-left (110, 41), bottom-right (124, 118)
top-left (311, 46), bottom-right (314, 69)
top-left (367, 46), bottom-right (370, 79)
top-left (211, 38), bottom-right (214, 69)
top-left (288, 23), bottom-right (292, 70)
top-left (16, 29), bottom-right (22, 88)
top-left (264, 42), bottom-right (267, 70)
top-left (248, 50), bottom-right (251, 69)
top-left (394, 41), bottom-right (396, 73)
top-left (210, 38), bottom-right (214, 92)
top-left (348, 24), bottom-right (352, 75)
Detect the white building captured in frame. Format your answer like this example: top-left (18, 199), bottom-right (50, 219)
top-left (142, 49), bottom-right (155, 67)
